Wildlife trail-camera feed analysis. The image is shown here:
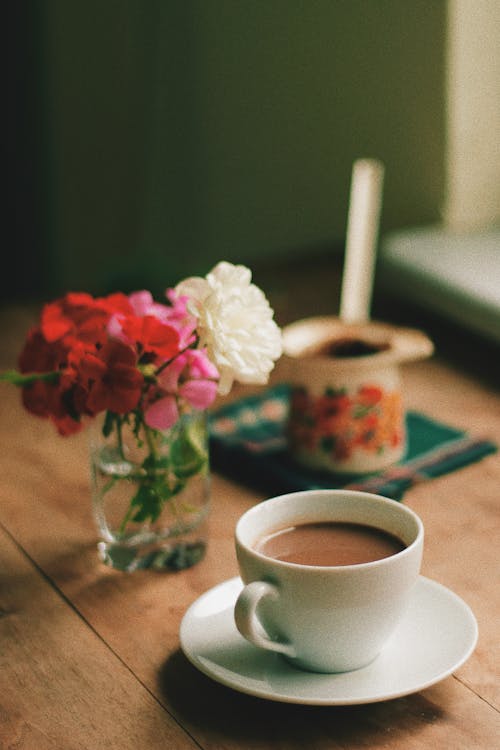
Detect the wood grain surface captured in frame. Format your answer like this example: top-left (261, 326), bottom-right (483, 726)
top-left (1, 266), bottom-right (499, 749)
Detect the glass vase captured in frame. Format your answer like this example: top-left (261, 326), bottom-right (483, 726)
top-left (90, 409), bottom-right (210, 572)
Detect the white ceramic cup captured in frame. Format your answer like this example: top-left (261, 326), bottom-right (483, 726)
top-left (234, 489), bottom-right (424, 673)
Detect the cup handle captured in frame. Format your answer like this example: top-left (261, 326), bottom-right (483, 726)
top-left (234, 581), bottom-right (296, 657)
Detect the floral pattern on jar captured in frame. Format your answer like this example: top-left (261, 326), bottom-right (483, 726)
top-left (288, 384), bottom-right (404, 464)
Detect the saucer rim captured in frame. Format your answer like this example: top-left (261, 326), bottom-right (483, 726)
top-left (180, 575), bottom-right (478, 706)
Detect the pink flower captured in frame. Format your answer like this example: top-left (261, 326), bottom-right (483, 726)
top-left (145, 349), bottom-right (219, 430)
top-left (128, 290), bottom-right (169, 319)
top-left (107, 289), bottom-right (197, 356)
top-left (163, 289), bottom-right (198, 349)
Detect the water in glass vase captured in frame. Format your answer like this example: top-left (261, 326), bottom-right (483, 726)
top-left (90, 409), bottom-right (210, 571)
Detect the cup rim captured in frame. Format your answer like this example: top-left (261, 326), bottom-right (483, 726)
top-left (235, 489), bottom-right (424, 572)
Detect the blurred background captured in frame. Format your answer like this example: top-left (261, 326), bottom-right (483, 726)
top-left (5, 1), bottom-right (500, 338)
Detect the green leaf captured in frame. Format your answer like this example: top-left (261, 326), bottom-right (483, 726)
top-left (102, 411), bottom-right (115, 438)
top-left (142, 453), bottom-right (169, 472)
top-left (353, 404), bottom-right (373, 419)
top-left (0, 370), bottom-right (59, 386)
top-left (130, 484), bottom-right (163, 524)
top-left (170, 435), bottom-right (207, 479)
top-left (170, 424), bottom-right (207, 479)
top-left (157, 477), bottom-right (185, 501)
top-left (132, 410), bottom-right (143, 442)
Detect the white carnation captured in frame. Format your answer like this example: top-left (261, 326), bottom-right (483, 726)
top-left (176, 261), bottom-right (282, 395)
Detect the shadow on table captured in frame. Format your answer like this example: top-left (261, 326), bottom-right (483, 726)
top-left (158, 649), bottom-right (446, 747)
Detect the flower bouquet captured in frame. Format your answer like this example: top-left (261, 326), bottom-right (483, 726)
top-left (1, 262), bottom-right (282, 571)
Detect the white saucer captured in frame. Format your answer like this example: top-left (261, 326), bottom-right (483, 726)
top-left (180, 576), bottom-right (477, 705)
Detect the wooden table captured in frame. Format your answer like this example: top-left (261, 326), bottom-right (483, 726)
top-left (1, 277), bottom-right (499, 749)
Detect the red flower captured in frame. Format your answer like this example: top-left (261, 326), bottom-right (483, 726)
top-left (316, 393), bottom-right (351, 421)
top-left (20, 371), bottom-right (84, 436)
top-left (98, 293), bottom-right (133, 316)
top-left (119, 314), bottom-right (180, 359)
top-left (12, 290), bottom-right (189, 436)
top-left (358, 385), bottom-right (383, 406)
top-left (40, 292), bottom-right (132, 348)
top-left (21, 379), bottom-right (58, 419)
top-left (81, 340), bottom-right (143, 415)
top-left (18, 328), bottom-right (67, 374)
top-left (51, 413), bottom-right (84, 436)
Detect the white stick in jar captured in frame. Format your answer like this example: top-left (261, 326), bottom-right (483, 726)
top-left (339, 158), bottom-right (385, 323)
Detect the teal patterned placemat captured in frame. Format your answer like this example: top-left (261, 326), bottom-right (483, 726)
top-left (209, 384), bottom-right (497, 501)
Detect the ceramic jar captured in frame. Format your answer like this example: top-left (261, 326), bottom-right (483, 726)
top-left (281, 317), bottom-right (433, 475)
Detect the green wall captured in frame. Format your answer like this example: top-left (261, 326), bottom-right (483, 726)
top-left (10, 1), bottom-right (447, 299)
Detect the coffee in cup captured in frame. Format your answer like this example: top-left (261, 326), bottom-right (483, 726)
top-left (234, 489), bottom-right (423, 673)
top-left (255, 520), bottom-right (406, 567)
